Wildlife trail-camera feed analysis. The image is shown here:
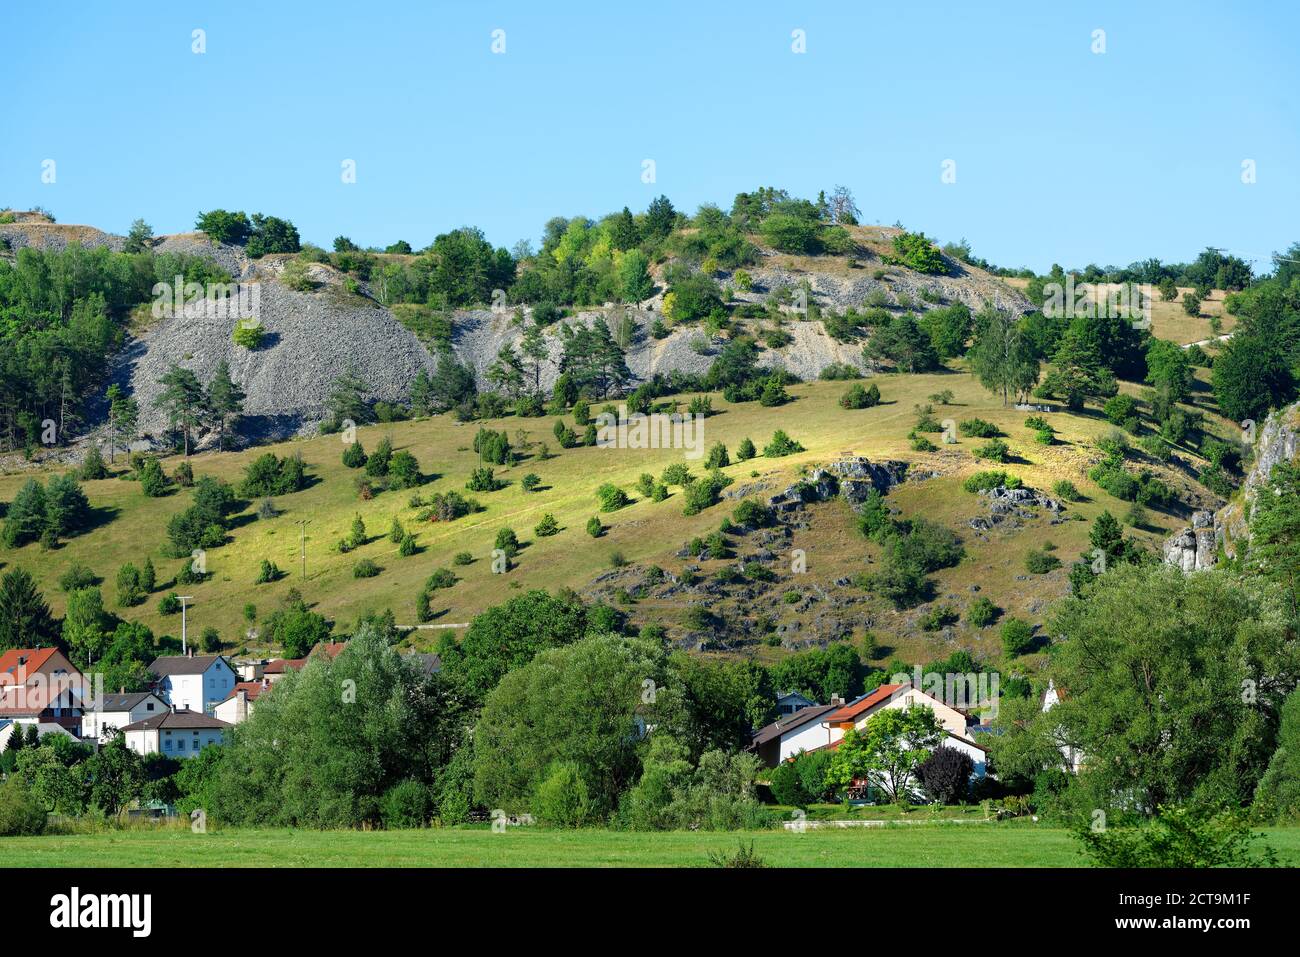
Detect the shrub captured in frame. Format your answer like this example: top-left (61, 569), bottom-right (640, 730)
top-left (1025, 548), bottom-right (1062, 574)
top-left (232, 322), bottom-right (264, 349)
top-left (921, 604), bottom-right (957, 631)
top-left (704, 442), bottom-right (730, 470)
top-left (958, 418), bottom-right (999, 438)
top-left (380, 779), bottom-right (432, 829)
top-left (494, 528), bottom-right (520, 557)
top-left (387, 451), bottom-right (421, 489)
top-left (426, 568), bottom-right (457, 590)
top-left (342, 441), bottom-right (367, 468)
top-left (467, 467), bottom-right (502, 492)
top-left (839, 382), bottom-right (881, 409)
top-left (256, 559), bottom-right (282, 584)
top-left (365, 436), bottom-right (393, 476)
top-left (661, 463), bottom-right (693, 486)
top-left (597, 483), bottom-right (630, 512)
top-left (736, 438), bottom-right (756, 461)
top-left (1052, 480), bottom-right (1081, 502)
top-left (521, 473), bottom-right (541, 493)
top-left (0, 777), bottom-right (46, 836)
top-left (453, 551), bottom-right (473, 566)
top-left (682, 473), bottom-right (727, 516)
top-left (586, 516), bottom-right (603, 538)
top-left (59, 564), bottom-right (98, 592)
top-left (1000, 618), bottom-right (1035, 657)
top-left (116, 563), bottom-right (145, 607)
top-left (962, 470), bottom-right (1019, 492)
top-left (1103, 394), bottom-right (1139, 428)
top-left (763, 430), bottom-right (804, 457)
top-left (534, 513), bottom-right (560, 537)
top-left (353, 559), bottom-right (381, 578)
top-left (532, 762), bottom-right (592, 828)
top-left (732, 499), bottom-right (773, 528)
top-left (966, 596), bottom-right (999, 627)
top-left (398, 532), bottom-right (417, 556)
top-left (972, 438), bottom-right (1011, 463)
top-left (79, 445), bottom-right (109, 481)
top-left (159, 592), bottom-right (181, 615)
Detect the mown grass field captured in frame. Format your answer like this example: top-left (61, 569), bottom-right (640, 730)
top-left (0, 366), bottom-right (1236, 664)
top-left (5, 824), bottom-right (1299, 867)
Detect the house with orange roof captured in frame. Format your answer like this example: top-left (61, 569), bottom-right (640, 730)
top-left (0, 647), bottom-right (87, 735)
top-left (213, 678), bottom-right (273, 725)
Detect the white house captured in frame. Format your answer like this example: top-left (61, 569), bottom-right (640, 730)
top-left (213, 679), bottom-right (272, 725)
top-left (750, 703), bottom-right (839, 767)
top-left (1041, 679), bottom-right (1084, 772)
top-left (148, 654), bottom-right (238, 715)
top-left (774, 691), bottom-right (816, 716)
top-left (81, 690), bottom-right (168, 740)
top-left (120, 709), bottom-right (230, 758)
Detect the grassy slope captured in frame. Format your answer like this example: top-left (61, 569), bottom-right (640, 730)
top-left (0, 365), bottom-right (1234, 667)
top-left (4, 825), bottom-right (1298, 867)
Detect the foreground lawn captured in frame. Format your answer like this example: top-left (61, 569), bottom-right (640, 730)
top-left (6, 825), bottom-right (1300, 867)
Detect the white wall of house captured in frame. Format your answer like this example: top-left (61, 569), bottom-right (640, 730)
top-left (82, 695), bottom-right (165, 739)
top-left (213, 691), bottom-right (252, 725)
top-left (157, 660), bottom-right (238, 714)
top-left (124, 726), bottom-right (226, 758)
top-left (779, 720), bottom-right (836, 763)
top-left (940, 736), bottom-right (988, 777)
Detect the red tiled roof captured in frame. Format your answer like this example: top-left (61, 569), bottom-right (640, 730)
top-left (265, 642), bottom-right (346, 674)
top-left (0, 648), bottom-right (83, 714)
top-left (825, 684), bottom-right (907, 724)
top-left (0, 647), bottom-right (60, 683)
top-left (219, 680), bottom-right (272, 705)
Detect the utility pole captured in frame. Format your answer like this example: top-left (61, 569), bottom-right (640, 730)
top-left (297, 520), bottom-right (310, 579)
top-left (178, 596), bottom-right (194, 654)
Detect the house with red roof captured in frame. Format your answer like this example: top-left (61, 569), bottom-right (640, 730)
top-left (0, 647), bottom-right (87, 735)
top-left (213, 678), bottom-right (273, 725)
top-left (262, 641), bottom-right (347, 683)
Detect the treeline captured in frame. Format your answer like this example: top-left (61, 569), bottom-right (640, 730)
top-left (0, 245), bottom-right (230, 452)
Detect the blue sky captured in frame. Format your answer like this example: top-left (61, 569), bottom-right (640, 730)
top-left (4, 0), bottom-right (1297, 272)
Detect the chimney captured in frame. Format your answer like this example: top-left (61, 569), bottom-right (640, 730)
top-left (831, 695), bottom-right (844, 706)
top-left (120, 686), bottom-right (125, 694)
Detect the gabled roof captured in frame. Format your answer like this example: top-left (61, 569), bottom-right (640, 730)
top-left (264, 642), bottom-right (346, 674)
top-left (148, 655), bottom-right (231, 677)
top-left (0, 647), bottom-right (61, 681)
top-left (825, 684), bottom-right (908, 724)
top-left (93, 691), bottom-right (164, 712)
top-left (0, 648), bottom-right (83, 714)
top-left (218, 680), bottom-right (272, 705)
top-left (121, 709), bottom-right (230, 732)
top-left (750, 703), bottom-right (839, 748)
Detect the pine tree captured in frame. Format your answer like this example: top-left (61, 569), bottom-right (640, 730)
top-left (205, 359), bottom-right (246, 451)
top-left (0, 568), bottom-right (57, 652)
top-left (155, 364), bottom-right (204, 455)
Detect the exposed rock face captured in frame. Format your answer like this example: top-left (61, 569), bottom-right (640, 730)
top-left (765, 457), bottom-right (911, 513)
top-left (968, 485), bottom-right (1062, 531)
top-left (1162, 510), bottom-right (1218, 571)
top-left (1162, 400), bottom-right (1300, 569)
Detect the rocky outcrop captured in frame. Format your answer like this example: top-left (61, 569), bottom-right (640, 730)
top-left (968, 485), bottom-right (1063, 531)
top-left (766, 457), bottom-right (911, 513)
top-left (1162, 510), bottom-right (1217, 571)
top-left (1162, 400), bottom-right (1300, 569)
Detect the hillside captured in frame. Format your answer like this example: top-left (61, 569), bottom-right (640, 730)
top-left (0, 368), bottom-right (1235, 675)
top-left (3, 216), bottom-right (1033, 446)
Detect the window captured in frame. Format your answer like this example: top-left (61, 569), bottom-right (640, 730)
top-left (164, 738), bottom-right (172, 751)
top-left (178, 738), bottom-right (186, 751)
top-left (146, 702), bottom-right (155, 712)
